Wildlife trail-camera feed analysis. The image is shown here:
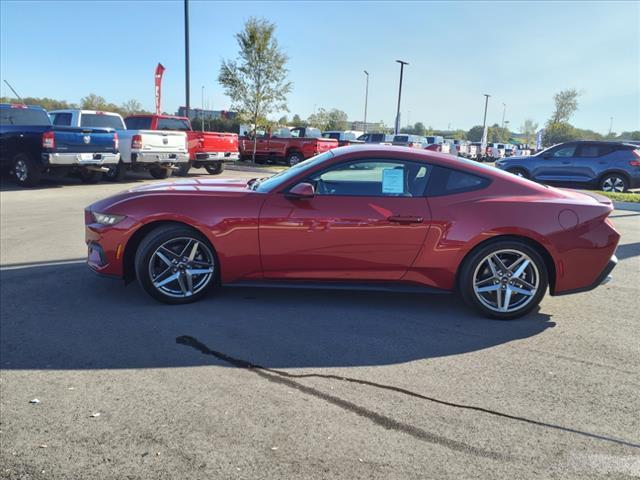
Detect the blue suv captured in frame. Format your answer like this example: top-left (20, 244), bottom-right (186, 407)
top-left (495, 141), bottom-right (640, 192)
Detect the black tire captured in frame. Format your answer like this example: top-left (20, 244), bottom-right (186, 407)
top-left (13, 153), bottom-right (42, 187)
top-left (105, 162), bottom-right (127, 182)
top-left (458, 239), bottom-right (548, 320)
top-left (204, 163), bottom-right (224, 175)
top-left (79, 169), bottom-right (103, 184)
top-left (149, 167), bottom-right (172, 179)
top-left (507, 168), bottom-right (529, 179)
top-left (135, 225), bottom-right (217, 305)
top-left (286, 151), bottom-right (303, 167)
top-left (175, 162), bottom-right (192, 177)
top-left (599, 173), bottom-right (628, 193)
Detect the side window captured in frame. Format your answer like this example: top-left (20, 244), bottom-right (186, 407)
top-left (426, 166), bottom-right (489, 196)
top-left (52, 112), bottom-right (71, 126)
top-left (576, 144), bottom-right (600, 157)
top-left (307, 160), bottom-right (430, 197)
top-left (552, 144), bottom-right (576, 157)
top-left (290, 129), bottom-right (301, 138)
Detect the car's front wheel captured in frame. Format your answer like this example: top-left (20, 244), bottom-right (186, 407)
top-left (459, 240), bottom-right (548, 320)
top-left (205, 163), bottom-right (224, 175)
top-left (599, 173), bottom-right (628, 193)
top-left (135, 225), bottom-right (217, 304)
top-left (286, 151), bottom-right (303, 166)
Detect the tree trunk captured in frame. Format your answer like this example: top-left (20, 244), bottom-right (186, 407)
top-left (251, 112), bottom-right (258, 163)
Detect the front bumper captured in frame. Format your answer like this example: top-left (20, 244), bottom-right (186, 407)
top-left (194, 151), bottom-right (239, 163)
top-left (555, 255), bottom-right (618, 296)
top-left (131, 151), bottom-right (189, 164)
top-left (44, 152), bottom-right (120, 166)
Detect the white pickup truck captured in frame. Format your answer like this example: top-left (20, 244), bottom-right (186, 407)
top-left (48, 109), bottom-right (188, 181)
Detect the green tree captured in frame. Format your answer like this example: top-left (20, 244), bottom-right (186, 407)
top-left (307, 108), bottom-right (329, 130)
top-left (412, 122), bottom-right (426, 136)
top-left (520, 119), bottom-right (539, 145)
top-left (618, 130), bottom-right (640, 141)
top-left (467, 125), bottom-right (485, 142)
top-left (542, 122), bottom-right (576, 147)
top-left (325, 109), bottom-right (348, 131)
top-left (290, 114), bottom-right (307, 127)
top-left (277, 115), bottom-right (288, 125)
top-left (549, 88), bottom-right (580, 124)
top-left (218, 17), bottom-right (292, 161)
top-left (120, 99), bottom-right (147, 116)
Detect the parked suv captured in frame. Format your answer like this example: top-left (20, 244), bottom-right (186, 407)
top-left (495, 141), bottom-right (640, 192)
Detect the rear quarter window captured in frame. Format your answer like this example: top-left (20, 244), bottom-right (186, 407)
top-left (426, 165), bottom-right (489, 196)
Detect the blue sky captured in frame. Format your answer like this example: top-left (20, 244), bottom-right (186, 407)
top-left (1, 0), bottom-right (638, 133)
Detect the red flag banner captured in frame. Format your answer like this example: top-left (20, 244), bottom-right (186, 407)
top-left (155, 63), bottom-right (166, 115)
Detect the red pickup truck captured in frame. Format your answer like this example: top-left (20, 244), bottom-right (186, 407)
top-left (239, 127), bottom-right (338, 166)
top-left (124, 114), bottom-right (239, 175)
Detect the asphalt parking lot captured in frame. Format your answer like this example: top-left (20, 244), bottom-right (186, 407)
top-left (1, 167), bottom-right (639, 479)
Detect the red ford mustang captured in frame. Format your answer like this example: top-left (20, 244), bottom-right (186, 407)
top-left (85, 146), bottom-right (619, 319)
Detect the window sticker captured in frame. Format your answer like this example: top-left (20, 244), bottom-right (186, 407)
top-left (382, 168), bottom-right (404, 194)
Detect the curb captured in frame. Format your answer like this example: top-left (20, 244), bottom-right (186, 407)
top-left (613, 201), bottom-right (640, 212)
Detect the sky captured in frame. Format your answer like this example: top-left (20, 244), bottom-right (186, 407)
top-left (1, 0), bottom-right (638, 133)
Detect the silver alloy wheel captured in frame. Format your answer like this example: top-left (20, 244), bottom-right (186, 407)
top-left (288, 153), bottom-right (301, 166)
top-left (148, 237), bottom-right (215, 298)
top-left (601, 176), bottom-right (625, 193)
top-left (472, 249), bottom-right (539, 313)
top-left (15, 159), bottom-right (28, 182)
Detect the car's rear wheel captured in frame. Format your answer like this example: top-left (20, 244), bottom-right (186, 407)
top-left (507, 168), bottom-right (529, 179)
top-left (149, 167), bottom-right (172, 179)
top-left (286, 151), bottom-right (303, 166)
top-left (135, 225), bottom-right (217, 304)
top-left (13, 153), bottom-right (42, 187)
top-left (599, 173), bottom-right (628, 193)
top-left (459, 240), bottom-right (548, 320)
top-left (79, 169), bottom-right (102, 184)
top-left (205, 163), bottom-right (224, 175)
top-left (105, 162), bottom-right (127, 182)
top-left (175, 162), bottom-right (192, 177)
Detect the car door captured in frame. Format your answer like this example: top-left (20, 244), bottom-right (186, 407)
top-left (572, 143), bottom-right (609, 184)
top-left (259, 159), bottom-right (432, 281)
top-left (532, 143), bottom-right (577, 183)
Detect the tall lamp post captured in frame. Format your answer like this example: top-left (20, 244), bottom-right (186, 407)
top-left (501, 102), bottom-right (506, 129)
top-left (363, 70), bottom-right (369, 133)
top-left (394, 60), bottom-right (409, 135)
top-left (201, 85), bottom-right (205, 132)
top-left (481, 94), bottom-right (491, 152)
top-left (184, 0), bottom-right (190, 119)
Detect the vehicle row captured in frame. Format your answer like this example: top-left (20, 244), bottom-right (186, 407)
top-left (0, 104), bottom-right (240, 187)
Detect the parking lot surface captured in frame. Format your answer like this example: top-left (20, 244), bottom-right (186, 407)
top-left (1, 168), bottom-right (639, 479)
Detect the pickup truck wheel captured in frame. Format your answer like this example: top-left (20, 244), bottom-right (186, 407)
top-left (79, 169), bottom-right (102, 184)
top-left (13, 154), bottom-right (42, 187)
top-left (149, 167), bottom-right (172, 179)
top-left (205, 163), bottom-right (224, 175)
top-left (287, 151), bottom-right (303, 166)
top-left (105, 162), bottom-right (127, 182)
top-left (175, 162), bottom-right (192, 177)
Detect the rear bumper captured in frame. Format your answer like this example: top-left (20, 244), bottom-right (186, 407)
top-left (44, 152), bottom-right (120, 166)
top-left (554, 255), bottom-right (618, 296)
top-left (194, 151), bottom-right (239, 163)
top-left (131, 152), bottom-right (189, 164)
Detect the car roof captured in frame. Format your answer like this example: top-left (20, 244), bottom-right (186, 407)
top-left (49, 109), bottom-right (122, 116)
top-left (0, 103), bottom-right (46, 111)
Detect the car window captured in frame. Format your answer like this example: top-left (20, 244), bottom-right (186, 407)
top-left (552, 145), bottom-right (576, 157)
top-left (157, 118), bottom-right (190, 131)
top-left (124, 117), bottom-right (152, 130)
top-left (307, 160), bottom-right (430, 197)
top-left (80, 113), bottom-right (124, 129)
top-left (576, 144), bottom-right (600, 157)
top-left (51, 112), bottom-right (72, 126)
top-left (426, 166), bottom-right (489, 196)
top-left (0, 107), bottom-right (51, 126)
top-left (322, 132), bottom-right (340, 140)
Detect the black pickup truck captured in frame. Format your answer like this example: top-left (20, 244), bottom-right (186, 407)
top-left (0, 104), bottom-right (120, 186)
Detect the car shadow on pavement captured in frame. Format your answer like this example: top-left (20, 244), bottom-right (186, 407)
top-left (0, 263), bottom-right (555, 371)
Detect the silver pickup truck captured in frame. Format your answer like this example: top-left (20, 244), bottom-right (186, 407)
top-left (49, 109), bottom-right (188, 181)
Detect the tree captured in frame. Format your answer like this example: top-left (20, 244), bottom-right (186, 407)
top-left (290, 114), bottom-right (307, 127)
top-left (307, 108), bottom-right (329, 130)
top-left (80, 94), bottom-right (108, 110)
top-left (325, 109), bottom-right (348, 131)
top-left (121, 99), bottom-right (147, 116)
top-left (549, 88), bottom-right (580, 124)
top-left (520, 119), bottom-right (539, 145)
top-left (467, 125), bottom-right (485, 142)
top-left (542, 122), bottom-right (576, 147)
top-left (488, 123), bottom-right (510, 143)
top-left (277, 115), bottom-right (288, 125)
top-left (618, 130), bottom-right (640, 141)
top-left (218, 17), bottom-right (292, 161)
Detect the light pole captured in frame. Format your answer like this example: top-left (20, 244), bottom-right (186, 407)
top-left (608, 116), bottom-right (613, 135)
top-left (201, 85), bottom-right (205, 132)
top-left (501, 102), bottom-right (506, 129)
top-left (363, 70), bottom-right (369, 133)
top-left (184, 0), bottom-right (190, 119)
top-left (481, 94), bottom-right (491, 151)
top-left (394, 60), bottom-right (409, 135)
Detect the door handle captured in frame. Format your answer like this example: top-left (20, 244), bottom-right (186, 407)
top-left (387, 215), bottom-right (423, 224)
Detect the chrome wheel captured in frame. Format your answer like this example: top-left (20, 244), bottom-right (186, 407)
top-left (472, 249), bottom-right (539, 313)
top-left (288, 153), bottom-right (302, 166)
top-left (148, 237), bottom-right (214, 298)
top-left (15, 159), bottom-right (28, 182)
top-left (601, 175), bottom-right (625, 193)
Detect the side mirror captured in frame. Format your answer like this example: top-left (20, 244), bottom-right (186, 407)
top-left (286, 182), bottom-right (315, 199)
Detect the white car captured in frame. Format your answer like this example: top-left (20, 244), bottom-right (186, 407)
top-left (49, 109), bottom-right (189, 181)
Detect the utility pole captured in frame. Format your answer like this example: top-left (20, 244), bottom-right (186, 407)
top-left (201, 85), bottom-right (205, 132)
top-left (481, 94), bottom-right (491, 151)
top-left (501, 102), bottom-right (506, 129)
top-left (363, 70), bottom-right (369, 133)
top-left (184, 0), bottom-right (190, 119)
top-left (608, 116), bottom-right (613, 135)
top-left (394, 60), bottom-right (409, 135)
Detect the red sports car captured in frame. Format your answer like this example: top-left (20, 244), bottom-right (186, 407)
top-left (85, 146), bottom-right (619, 319)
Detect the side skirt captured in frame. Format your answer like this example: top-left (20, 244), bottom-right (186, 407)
top-left (224, 280), bottom-right (452, 295)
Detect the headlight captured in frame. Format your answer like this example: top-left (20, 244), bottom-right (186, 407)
top-left (92, 212), bottom-right (126, 225)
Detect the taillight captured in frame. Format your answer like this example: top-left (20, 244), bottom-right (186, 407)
top-left (631, 149), bottom-right (640, 165)
top-left (131, 134), bottom-right (143, 150)
top-left (113, 132), bottom-right (119, 150)
top-left (42, 131), bottom-right (55, 149)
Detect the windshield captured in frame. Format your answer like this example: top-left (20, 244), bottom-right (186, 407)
top-left (252, 150), bottom-right (335, 193)
top-left (322, 132), bottom-right (340, 140)
top-left (80, 113), bottom-right (124, 129)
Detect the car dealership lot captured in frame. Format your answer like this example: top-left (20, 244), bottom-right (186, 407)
top-left (1, 169), bottom-right (639, 479)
